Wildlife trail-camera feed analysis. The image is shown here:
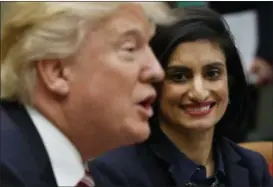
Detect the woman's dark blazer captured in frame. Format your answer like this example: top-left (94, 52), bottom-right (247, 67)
top-left (89, 132), bottom-right (273, 187)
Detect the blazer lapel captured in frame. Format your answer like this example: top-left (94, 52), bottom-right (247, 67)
top-left (220, 138), bottom-right (250, 187)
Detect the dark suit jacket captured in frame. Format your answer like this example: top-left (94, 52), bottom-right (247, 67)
top-left (1, 100), bottom-right (122, 187)
top-left (0, 101), bottom-right (58, 187)
top-left (89, 131), bottom-right (273, 186)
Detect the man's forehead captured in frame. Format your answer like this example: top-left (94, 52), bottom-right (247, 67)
top-left (118, 3), bottom-right (149, 22)
top-left (110, 3), bottom-right (155, 38)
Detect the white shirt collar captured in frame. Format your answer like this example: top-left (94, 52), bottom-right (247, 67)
top-left (25, 106), bottom-right (85, 186)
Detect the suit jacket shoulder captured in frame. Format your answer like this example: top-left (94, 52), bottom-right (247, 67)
top-left (89, 145), bottom-right (151, 186)
top-left (0, 101), bottom-right (57, 187)
top-left (222, 138), bottom-right (269, 168)
top-left (220, 138), bottom-right (273, 186)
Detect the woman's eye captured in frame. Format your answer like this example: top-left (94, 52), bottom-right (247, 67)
top-left (206, 69), bottom-right (221, 80)
top-left (169, 73), bottom-right (189, 83)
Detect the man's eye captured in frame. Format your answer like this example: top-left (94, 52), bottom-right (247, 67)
top-left (121, 42), bottom-right (136, 53)
top-left (124, 47), bottom-right (136, 52)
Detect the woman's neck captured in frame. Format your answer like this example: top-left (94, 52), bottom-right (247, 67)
top-left (160, 122), bottom-right (215, 177)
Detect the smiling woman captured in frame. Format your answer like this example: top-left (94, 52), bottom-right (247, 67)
top-left (161, 40), bottom-right (228, 131)
top-left (89, 7), bottom-right (273, 187)
top-left (151, 8), bottom-right (248, 140)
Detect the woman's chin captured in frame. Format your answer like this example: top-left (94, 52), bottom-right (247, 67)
top-left (180, 121), bottom-right (215, 132)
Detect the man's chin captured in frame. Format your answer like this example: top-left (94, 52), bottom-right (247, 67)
top-left (124, 121), bottom-right (151, 145)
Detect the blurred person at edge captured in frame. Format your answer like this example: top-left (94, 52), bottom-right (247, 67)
top-left (210, 2), bottom-right (273, 85)
top-left (0, 2), bottom-right (177, 187)
top-left (89, 7), bottom-right (273, 187)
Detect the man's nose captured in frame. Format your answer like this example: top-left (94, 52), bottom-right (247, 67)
top-left (140, 47), bottom-right (165, 83)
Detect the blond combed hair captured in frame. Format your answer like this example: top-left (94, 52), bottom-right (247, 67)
top-left (1, 2), bottom-right (177, 105)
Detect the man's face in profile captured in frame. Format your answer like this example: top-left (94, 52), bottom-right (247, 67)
top-left (63, 4), bottom-right (164, 151)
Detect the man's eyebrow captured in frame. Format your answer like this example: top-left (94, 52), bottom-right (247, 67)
top-left (120, 28), bottom-right (142, 40)
top-left (120, 26), bottom-right (152, 43)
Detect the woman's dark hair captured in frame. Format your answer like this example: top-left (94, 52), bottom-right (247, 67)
top-left (149, 7), bottom-right (249, 140)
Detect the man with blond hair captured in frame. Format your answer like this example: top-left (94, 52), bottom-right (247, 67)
top-left (0, 2), bottom-right (177, 187)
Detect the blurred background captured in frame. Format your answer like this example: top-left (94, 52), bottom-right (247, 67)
top-left (1, 2), bottom-right (272, 143)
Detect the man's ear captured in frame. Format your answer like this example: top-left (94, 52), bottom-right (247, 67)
top-left (36, 59), bottom-right (69, 96)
